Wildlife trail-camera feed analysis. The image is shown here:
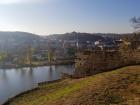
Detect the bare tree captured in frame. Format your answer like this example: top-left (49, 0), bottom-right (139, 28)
top-left (131, 17), bottom-right (140, 31)
top-left (26, 45), bottom-right (34, 66)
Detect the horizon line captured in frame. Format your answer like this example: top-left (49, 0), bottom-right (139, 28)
top-left (0, 30), bottom-right (134, 36)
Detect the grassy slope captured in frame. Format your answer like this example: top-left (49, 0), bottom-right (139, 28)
top-left (8, 66), bottom-right (140, 105)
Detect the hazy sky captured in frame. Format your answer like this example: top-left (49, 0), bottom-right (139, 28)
top-left (0, 0), bottom-right (139, 35)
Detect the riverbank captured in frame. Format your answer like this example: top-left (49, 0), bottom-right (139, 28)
top-left (4, 65), bottom-right (140, 105)
top-left (0, 60), bottom-right (74, 69)
top-left (3, 79), bottom-right (63, 105)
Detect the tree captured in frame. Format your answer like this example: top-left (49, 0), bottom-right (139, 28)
top-left (130, 17), bottom-right (140, 48)
top-left (0, 52), bottom-right (7, 64)
top-left (47, 41), bottom-right (54, 65)
top-left (131, 17), bottom-right (140, 31)
top-left (26, 45), bottom-right (34, 66)
top-left (67, 48), bottom-right (75, 56)
top-left (48, 49), bottom-right (54, 64)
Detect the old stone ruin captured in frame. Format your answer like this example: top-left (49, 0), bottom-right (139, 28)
top-left (74, 34), bottom-right (140, 78)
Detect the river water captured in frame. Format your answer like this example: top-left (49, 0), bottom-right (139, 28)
top-left (0, 65), bottom-right (74, 104)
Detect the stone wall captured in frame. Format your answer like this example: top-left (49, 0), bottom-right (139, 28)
top-left (74, 50), bottom-right (140, 78)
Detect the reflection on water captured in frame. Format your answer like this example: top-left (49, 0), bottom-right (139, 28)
top-left (0, 65), bottom-right (74, 104)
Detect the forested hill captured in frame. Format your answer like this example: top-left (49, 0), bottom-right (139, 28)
top-left (47, 32), bottom-right (125, 42)
top-left (0, 31), bottom-right (127, 44)
top-left (0, 31), bottom-right (130, 53)
top-left (0, 31), bottom-right (41, 42)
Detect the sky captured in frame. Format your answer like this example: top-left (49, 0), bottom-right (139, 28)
top-left (0, 0), bottom-right (140, 35)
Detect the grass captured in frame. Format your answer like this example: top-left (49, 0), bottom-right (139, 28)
top-left (6, 65), bottom-right (140, 105)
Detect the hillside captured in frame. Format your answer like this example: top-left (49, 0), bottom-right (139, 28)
top-left (0, 31), bottom-right (44, 53)
top-left (47, 32), bottom-right (123, 42)
top-left (0, 31), bottom-right (41, 43)
top-left (0, 31), bottom-right (122, 55)
top-left (48, 32), bottom-right (104, 42)
top-left (6, 66), bottom-right (140, 105)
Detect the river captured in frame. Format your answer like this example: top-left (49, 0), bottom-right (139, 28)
top-left (0, 65), bottom-right (74, 104)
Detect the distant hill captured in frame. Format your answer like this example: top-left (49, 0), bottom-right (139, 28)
top-left (0, 31), bottom-right (44, 53)
top-left (47, 32), bottom-right (124, 42)
top-left (0, 31), bottom-right (41, 43)
top-left (0, 31), bottom-right (127, 45)
top-left (0, 31), bottom-right (130, 53)
top-left (48, 32), bottom-right (104, 42)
